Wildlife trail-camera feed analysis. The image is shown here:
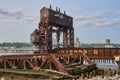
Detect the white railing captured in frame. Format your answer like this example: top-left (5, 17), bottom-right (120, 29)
top-left (0, 48), bottom-right (36, 55)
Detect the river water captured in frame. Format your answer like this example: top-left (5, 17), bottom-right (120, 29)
top-left (92, 59), bottom-right (118, 69)
top-left (83, 59), bottom-right (118, 68)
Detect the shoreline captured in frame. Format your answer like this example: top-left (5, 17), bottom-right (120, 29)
top-left (0, 67), bottom-right (119, 80)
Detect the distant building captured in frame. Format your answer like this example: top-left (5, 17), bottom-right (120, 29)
top-left (105, 39), bottom-right (116, 48)
top-left (52, 38), bottom-right (57, 45)
top-left (106, 39), bottom-right (110, 44)
top-left (52, 38), bottom-right (57, 48)
top-left (75, 37), bottom-right (80, 47)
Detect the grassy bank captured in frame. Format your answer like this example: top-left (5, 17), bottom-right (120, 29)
top-left (0, 68), bottom-right (77, 80)
top-left (0, 68), bottom-right (119, 80)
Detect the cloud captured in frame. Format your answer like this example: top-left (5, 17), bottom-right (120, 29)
top-left (12, 9), bottom-right (25, 19)
top-left (74, 10), bottom-right (120, 28)
top-left (25, 16), bottom-right (37, 23)
top-left (0, 8), bottom-right (12, 16)
top-left (0, 7), bottom-right (37, 24)
top-left (74, 10), bottom-right (110, 21)
top-left (0, 7), bottom-right (24, 19)
top-left (116, 10), bottom-right (120, 15)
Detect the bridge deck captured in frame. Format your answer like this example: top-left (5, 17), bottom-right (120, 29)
top-left (54, 48), bottom-right (120, 59)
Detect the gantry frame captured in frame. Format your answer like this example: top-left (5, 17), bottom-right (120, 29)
top-left (31, 6), bottom-right (74, 53)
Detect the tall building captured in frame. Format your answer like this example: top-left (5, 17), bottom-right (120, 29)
top-left (52, 38), bottom-right (57, 48)
top-left (105, 39), bottom-right (115, 48)
top-left (106, 39), bottom-right (110, 44)
top-left (52, 38), bottom-right (57, 45)
top-left (75, 37), bottom-right (80, 47)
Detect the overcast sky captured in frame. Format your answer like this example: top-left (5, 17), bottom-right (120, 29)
top-left (0, 0), bottom-right (120, 43)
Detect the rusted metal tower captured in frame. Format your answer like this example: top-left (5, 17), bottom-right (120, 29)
top-left (31, 5), bottom-right (74, 53)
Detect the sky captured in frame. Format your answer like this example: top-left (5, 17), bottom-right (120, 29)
top-left (0, 0), bottom-right (120, 44)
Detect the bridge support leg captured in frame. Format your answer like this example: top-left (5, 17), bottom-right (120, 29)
top-left (80, 56), bottom-right (83, 64)
top-left (4, 60), bottom-right (6, 69)
top-left (23, 60), bottom-right (26, 70)
top-left (50, 60), bottom-right (53, 70)
top-left (13, 59), bottom-right (16, 68)
top-left (112, 59), bottom-right (114, 64)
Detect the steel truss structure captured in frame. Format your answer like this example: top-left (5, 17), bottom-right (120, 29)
top-left (1, 53), bottom-right (94, 73)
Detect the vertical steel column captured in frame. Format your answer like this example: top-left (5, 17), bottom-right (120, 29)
top-left (70, 28), bottom-right (74, 48)
top-left (56, 29), bottom-right (60, 48)
top-left (13, 59), bottom-right (16, 68)
top-left (45, 25), bottom-right (52, 52)
top-left (68, 29), bottom-right (70, 47)
top-left (48, 25), bottom-right (52, 52)
top-left (63, 29), bottom-right (68, 48)
top-left (23, 60), bottom-right (26, 70)
top-left (4, 60), bottom-right (7, 69)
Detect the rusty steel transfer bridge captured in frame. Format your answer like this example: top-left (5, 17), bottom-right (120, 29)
top-left (54, 48), bottom-right (120, 59)
top-left (0, 6), bottom-right (119, 74)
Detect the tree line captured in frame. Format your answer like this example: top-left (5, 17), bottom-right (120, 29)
top-left (0, 42), bottom-right (32, 48)
top-left (0, 42), bottom-right (120, 48)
